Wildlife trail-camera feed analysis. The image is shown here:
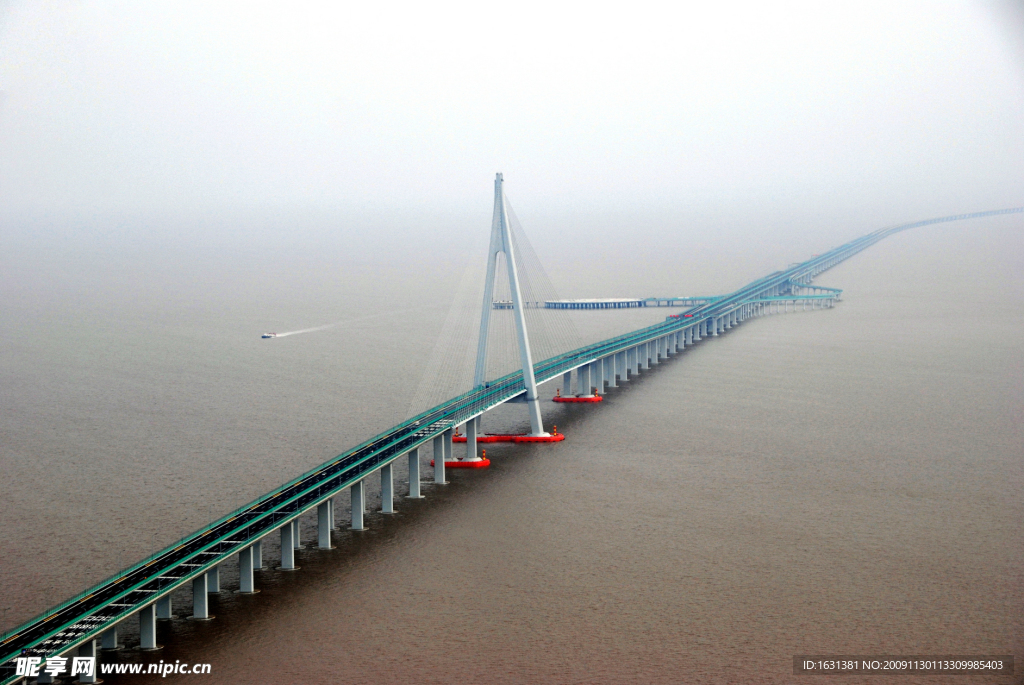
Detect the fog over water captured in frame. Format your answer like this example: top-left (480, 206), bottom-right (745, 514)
top-left (1, 2), bottom-right (1023, 683)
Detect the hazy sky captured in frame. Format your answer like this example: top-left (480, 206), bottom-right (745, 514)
top-left (0, 1), bottom-right (1022, 228)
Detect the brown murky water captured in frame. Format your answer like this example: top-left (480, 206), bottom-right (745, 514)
top-left (1, 215), bottom-right (1021, 683)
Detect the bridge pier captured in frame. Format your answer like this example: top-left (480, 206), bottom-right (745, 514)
top-left (77, 640), bottom-right (99, 683)
top-left (280, 524), bottom-right (297, 570)
top-left (192, 574), bottom-right (212, 619)
top-left (253, 539), bottom-right (265, 570)
top-left (616, 350), bottom-right (627, 381)
top-left (712, 317), bottom-right (719, 336)
top-left (562, 370), bottom-right (572, 395)
top-left (381, 463), bottom-right (395, 512)
top-left (466, 418), bottom-right (480, 460)
top-left (317, 500), bottom-right (333, 549)
top-left (140, 603), bottom-right (159, 649)
top-left (407, 448), bottom-right (423, 498)
top-left (578, 363), bottom-right (593, 397)
top-left (432, 434), bottom-right (448, 484)
top-left (100, 625), bottom-right (119, 651)
top-left (208, 564), bottom-right (220, 593)
top-left (239, 545), bottom-right (257, 593)
top-left (592, 360), bottom-right (603, 394)
top-left (444, 428), bottom-right (454, 466)
top-left (351, 480), bottom-right (366, 530)
top-left (605, 356), bottom-right (616, 388)
top-left (156, 594), bottom-right (173, 620)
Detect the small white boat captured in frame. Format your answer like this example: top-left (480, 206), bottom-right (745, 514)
top-left (261, 332), bottom-right (277, 339)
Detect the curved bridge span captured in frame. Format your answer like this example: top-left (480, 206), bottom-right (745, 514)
top-left (2, 206), bottom-right (1021, 683)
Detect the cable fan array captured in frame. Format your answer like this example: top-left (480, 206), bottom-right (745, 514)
top-left (406, 194), bottom-right (583, 420)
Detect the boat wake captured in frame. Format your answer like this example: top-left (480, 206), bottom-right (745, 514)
top-left (261, 310), bottom-right (411, 339)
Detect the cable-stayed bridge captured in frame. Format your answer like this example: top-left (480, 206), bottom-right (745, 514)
top-left (2, 178), bottom-right (1021, 683)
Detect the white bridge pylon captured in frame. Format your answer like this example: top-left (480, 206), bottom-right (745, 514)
top-left (473, 173), bottom-right (549, 437)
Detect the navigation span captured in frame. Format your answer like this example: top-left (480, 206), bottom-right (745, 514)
top-left (2, 183), bottom-right (1021, 682)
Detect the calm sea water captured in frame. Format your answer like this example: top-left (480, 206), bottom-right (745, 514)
top-left (1, 214), bottom-right (1021, 684)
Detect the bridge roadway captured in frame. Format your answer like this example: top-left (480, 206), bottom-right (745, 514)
top-left (2, 206), bottom-right (1021, 682)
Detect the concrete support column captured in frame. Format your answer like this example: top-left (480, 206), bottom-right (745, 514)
top-left (579, 362), bottom-right (593, 397)
top-left (651, 339), bottom-right (660, 364)
top-left (100, 626), bottom-right (119, 651)
top-left (432, 435), bottom-right (446, 484)
top-left (617, 351), bottom-right (627, 381)
top-left (380, 463), bottom-right (395, 511)
top-left (140, 604), bottom-right (159, 650)
top-left (156, 595), bottom-right (173, 620)
top-left (192, 574), bottom-right (211, 619)
top-left (466, 418), bottom-right (479, 460)
top-left (327, 497), bottom-right (335, 530)
top-left (208, 564), bottom-right (220, 593)
top-left (292, 519), bottom-right (301, 548)
top-left (605, 356), bottom-right (616, 388)
top-left (239, 545), bottom-right (256, 593)
top-left (407, 448), bottom-right (423, 498)
top-left (562, 370), bottom-right (572, 396)
top-left (712, 318), bottom-right (719, 336)
top-left (253, 540), bottom-right (264, 570)
top-left (351, 480), bottom-right (366, 530)
top-left (280, 524), bottom-right (296, 570)
top-left (77, 640), bottom-right (99, 684)
top-left (317, 500), bottom-right (333, 549)
top-left (591, 360), bottom-right (603, 394)
top-left (443, 428), bottom-right (454, 469)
